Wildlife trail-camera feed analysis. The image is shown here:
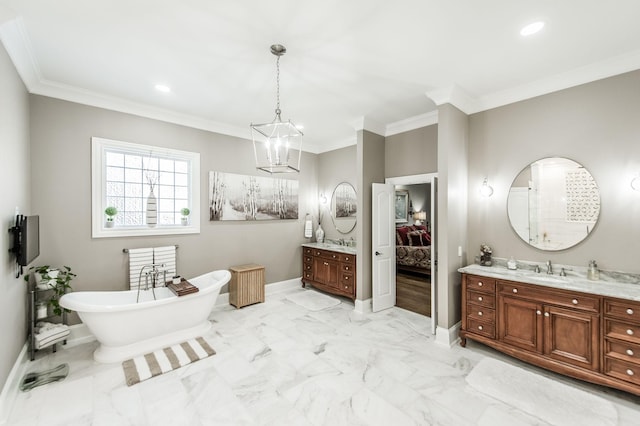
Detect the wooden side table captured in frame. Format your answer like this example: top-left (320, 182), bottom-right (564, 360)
top-left (229, 264), bottom-right (265, 308)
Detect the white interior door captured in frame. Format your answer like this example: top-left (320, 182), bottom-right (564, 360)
top-left (372, 183), bottom-right (395, 312)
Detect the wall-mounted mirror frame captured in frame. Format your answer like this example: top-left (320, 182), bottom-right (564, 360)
top-left (330, 182), bottom-right (357, 234)
top-left (507, 157), bottom-right (600, 251)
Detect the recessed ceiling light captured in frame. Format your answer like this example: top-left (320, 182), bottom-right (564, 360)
top-left (520, 21), bottom-right (545, 37)
top-left (154, 84), bottom-right (171, 93)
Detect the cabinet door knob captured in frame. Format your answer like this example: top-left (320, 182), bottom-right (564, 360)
top-left (627, 369), bottom-right (635, 376)
top-left (478, 282), bottom-right (483, 287)
top-left (345, 276), bottom-right (349, 280)
top-left (345, 266), bottom-right (349, 270)
top-left (572, 299), bottom-right (578, 305)
top-left (345, 286), bottom-right (348, 289)
top-left (324, 262), bottom-right (329, 266)
top-left (536, 310), bottom-right (542, 315)
top-left (345, 257), bottom-right (350, 261)
top-left (478, 325), bottom-right (483, 331)
top-left (627, 308), bottom-right (634, 315)
top-left (478, 296), bottom-right (483, 302)
top-left (627, 329), bottom-right (634, 336)
top-left (478, 311), bottom-right (483, 316)
top-left (512, 288), bottom-right (518, 294)
top-left (627, 349), bottom-right (635, 356)
top-left (544, 312), bottom-right (550, 317)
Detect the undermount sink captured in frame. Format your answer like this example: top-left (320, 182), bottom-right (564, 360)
top-left (525, 274), bottom-right (569, 284)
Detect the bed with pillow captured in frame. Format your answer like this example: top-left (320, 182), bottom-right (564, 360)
top-left (395, 225), bottom-right (431, 276)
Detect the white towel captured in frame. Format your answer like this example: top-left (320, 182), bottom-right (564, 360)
top-left (34, 324), bottom-right (70, 349)
top-left (153, 246), bottom-right (177, 285)
top-left (304, 218), bottom-right (313, 238)
top-left (128, 248), bottom-right (154, 290)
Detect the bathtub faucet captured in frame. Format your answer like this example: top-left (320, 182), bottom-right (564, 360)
top-left (136, 263), bottom-right (167, 303)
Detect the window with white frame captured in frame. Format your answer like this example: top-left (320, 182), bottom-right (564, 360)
top-left (91, 137), bottom-right (200, 238)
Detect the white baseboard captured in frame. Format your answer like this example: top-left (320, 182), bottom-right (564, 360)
top-left (434, 321), bottom-right (461, 347)
top-left (354, 298), bottom-right (372, 314)
top-left (0, 344), bottom-right (28, 426)
top-left (214, 277), bottom-right (301, 307)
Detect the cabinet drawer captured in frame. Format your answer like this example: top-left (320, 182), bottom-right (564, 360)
top-left (304, 255), bottom-right (313, 264)
top-left (340, 272), bottom-right (354, 286)
top-left (466, 302), bottom-right (495, 323)
top-left (466, 275), bottom-right (496, 294)
top-left (605, 338), bottom-right (640, 364)
top-left (340, 279), bottom-right (354, 295)
top-left (341, 263), bottom-right (354, 273)
top-left (498, 282), bottom-right (599, 312)
top-left (467, 290), bottom-right (495, 308)
top-left (303, 263), bottom-right (312, 272)
top-left (303, 271), bottom-right (313, 280)
top-left (604, 299), bottom-right (640, 322)
top-left (341, 254), bottom-right (355, 264)
top-left (317, 250), bottom-right (341, 261)
top-left (605, 357), bottom-right (640, 386)
top-left (605, 319), bottom-right (640, 345)
top-left (304, 247), bottom-right (313, 255)
top-left (466, 317), bottom-right (495, 338)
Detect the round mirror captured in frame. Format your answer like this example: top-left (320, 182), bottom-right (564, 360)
top-left (330, 182), bottom-right (357, 234)
top-left (507, 157), bottom-right (600, 251)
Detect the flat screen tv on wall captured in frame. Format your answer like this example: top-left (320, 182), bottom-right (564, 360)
top-left (9, 214), bottom-right (40, 277)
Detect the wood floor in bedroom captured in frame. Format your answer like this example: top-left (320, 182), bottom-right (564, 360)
top-left (396, 271), bottom-right (431, 317)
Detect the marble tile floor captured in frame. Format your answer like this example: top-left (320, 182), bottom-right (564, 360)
top-left (8, 286), bottom-right (640, 426)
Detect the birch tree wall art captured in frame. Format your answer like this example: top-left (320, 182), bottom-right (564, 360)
top-left (209, 171), bottom-right (299, 221)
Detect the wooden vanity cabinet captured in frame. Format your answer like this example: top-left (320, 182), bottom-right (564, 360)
top-left (496, 281), bottom-right (599, 371)
top-left (461, 272), bottom-right (640, 396)
top-left (302, 246), bottom-right (356, 300)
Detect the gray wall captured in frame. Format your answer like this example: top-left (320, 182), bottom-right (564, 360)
top-left (317, 145), bottom-right (357, 241)
top-left (385, 125), bottom-right (438, 177)
top-left (356, 130), bottom-right (386, 301)
top-left (468, 69), bottom-right (640, 274)
top-left (0, 43), bottom-right (30, 390)
top-left (29, 96), bottom-right (318, 325)
top-left (437, 104), bottom-right (469, 328)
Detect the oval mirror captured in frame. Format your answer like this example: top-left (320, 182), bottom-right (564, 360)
top-left (330, 182), bottom-right (357, 234)
top-left (507, 157), bottom-right (600, 251)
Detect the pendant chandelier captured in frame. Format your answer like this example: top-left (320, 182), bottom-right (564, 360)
top-left (251, 44), bottom-right (303, 174)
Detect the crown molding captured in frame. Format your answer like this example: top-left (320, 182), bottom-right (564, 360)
top-left (474, 48), bottom-right (640, 113)
top-left (0, 16), bottom-right (41, 89)
top-left (425, 85), bottom-right (479, 115)
top-left (351, 116), bottom-right (386, 137)
top-left (385, 111), bottom-right (439, 136)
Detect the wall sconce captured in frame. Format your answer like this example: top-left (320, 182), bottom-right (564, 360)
top-left (480, 177), bottom-right (494, 197)
top-left (413, 211), bottom-right (427, 225)
top-left (632, 176), bottom-right (640, 191)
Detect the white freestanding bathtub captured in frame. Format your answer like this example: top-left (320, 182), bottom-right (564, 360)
top-left (59, 270), bottom-right (231, 363)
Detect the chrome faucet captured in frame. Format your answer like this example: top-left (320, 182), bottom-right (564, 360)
top-left (546, 260), bottom-right (553, 275)
top-left (136, 263), bottom-right (167, 302)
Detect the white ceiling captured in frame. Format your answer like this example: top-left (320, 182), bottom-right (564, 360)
top-left (2, 1), bottom-right (640, 153)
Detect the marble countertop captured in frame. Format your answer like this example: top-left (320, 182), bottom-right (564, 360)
top-left (459, 264), bottom-right (640, 302)
top-left (303, 242), bottom-right (357, 255)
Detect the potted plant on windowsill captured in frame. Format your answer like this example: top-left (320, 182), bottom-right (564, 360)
top-left (180, 208), bottom-right (190, 226)
top-left (25, 265), bottom-right (76, 316)
top-left (105, 206), bottom-right (118, 228)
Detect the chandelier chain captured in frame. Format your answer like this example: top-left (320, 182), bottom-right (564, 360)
top-left (275, 55), bottom-right (281, 115)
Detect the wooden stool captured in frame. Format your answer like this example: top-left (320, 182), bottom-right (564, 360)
top-left (229, 264), bottom-right (265, 308)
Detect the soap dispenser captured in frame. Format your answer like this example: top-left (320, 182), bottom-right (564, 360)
top-left (587, 260), bottom-right (600, 281)
top-left (507, 257), bottom-right (517, 270)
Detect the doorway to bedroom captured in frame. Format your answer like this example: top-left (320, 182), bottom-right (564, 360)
top-left (394, 182), bottom-right (432, 317)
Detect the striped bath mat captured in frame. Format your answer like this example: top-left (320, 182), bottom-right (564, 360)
top-left (122, 337), bottom-right (215, 386)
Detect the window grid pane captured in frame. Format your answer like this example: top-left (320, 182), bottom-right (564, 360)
top-left (104, 151), bottom-right (190, 227)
